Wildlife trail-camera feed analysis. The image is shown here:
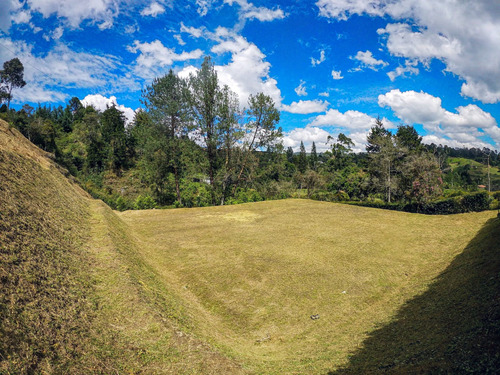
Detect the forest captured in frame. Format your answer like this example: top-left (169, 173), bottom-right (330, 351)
top-left (1, 56), bottom-right (499, 213)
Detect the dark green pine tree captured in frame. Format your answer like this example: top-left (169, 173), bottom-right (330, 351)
top-left (309, 141), bottom-right (318, 171)
top-left (298, 141), bottom-right (308, 173)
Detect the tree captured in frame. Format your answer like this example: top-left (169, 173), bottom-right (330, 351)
top-left (395, 124), bottom-right (422, 152)
top-left (142, 70), bottom-right (191, 204)
top-left (101, 105), bottom-right (128, 175)
top-left (0, 58), bottom-right (26, 110)
top-left (366, 116), bottom-right (391, 153)
top-left (188, 56), bottom-right (222, 203)
top-left (297, 141), bottom-right (308, 173)
top-left (231, 92), bottom-right (281, 197)
top-left (366, 121), bottom-right (398, 202)
top-left (309, 141), bottom-right (318, 171)
top-left (327, 133), bottom-right (354, 170)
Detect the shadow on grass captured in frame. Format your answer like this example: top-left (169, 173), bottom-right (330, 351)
top-left (329, 217), bottom-right (500, 374)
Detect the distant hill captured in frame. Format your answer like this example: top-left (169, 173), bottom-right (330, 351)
top-left (448, 157), bottom-right (500, 191)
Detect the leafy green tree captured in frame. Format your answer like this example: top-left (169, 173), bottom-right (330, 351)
top-left (188, 56), bottom-right (221, 203)
top-left (0, 58), bottom-right (26, 110)
top-left (101, 105), bottom-right (128, 175)
top-left (326, 133), bottom-right (354, 171)
top-left (142, 70), bottom-right (191, 204)
top-left (231, 92), bottom-right (281, 197)
top-left (366, 122), bottom-right (398, 202)
top-left (404, 153), bottom-right (443, 203)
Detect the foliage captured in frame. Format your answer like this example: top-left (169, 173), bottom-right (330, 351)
top-left (134, 194), bottom-right (157, 209)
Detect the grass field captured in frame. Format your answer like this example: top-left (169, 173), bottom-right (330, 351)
top-left (119, 200), bottom-right (499, 374)
top-left (2, 118), bottom-right (499, 373)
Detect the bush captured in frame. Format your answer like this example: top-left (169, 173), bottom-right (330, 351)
top-left (461, 191), bottom-right (490, 212)
top-left (180, 182), bottom-right (211, 208)
top-left (115, 196), bottom-right (132, 211)
top-left (134, 194), bottom-right (157, 210)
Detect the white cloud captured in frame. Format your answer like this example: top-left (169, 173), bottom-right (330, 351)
top-left (180, 22), bottom-right (205, 38)
top-left (378, 89), bottom-right (500, 147)
top-left (140, 2), bottom-right (165, 17)
top-left (224, 0), bottom-right (285, 22)
top-left (128, 40), bottom-right (203, 78)
top-left (209, 29), bottom-right (282, 107)
top-left (422, 135), bottom-right (492, 150)
top-left (81, 94), bottom-right (136, 124)
top-left (196, 0), bottom-right (214, 16)
top-left (0, 37), bottom-right (139, 104)
top-left (281, 100), bottom-right (329, 114)
top-left (311, 50), bottom-right (326, 66)
top-left (173, 34), bottom-right (185, 45)
top-left (283, 126), bottom-right (333, 152)
top-left (317, 0), bottom-right (500, 103)
top-left (43, 25), bottom-right (64, 41)
top-left (319, 92), bottom-right (330, 97)
top-left (387, 61), bottom-right (419, 81)
top-left (310, 108), bottom-right (388, 130)
top-left (352, 50), bottom-right (388, 71)
top-left (331, 69), bottom-right (343, 80)
top-left (294, 80), bottom-right (307, 96)
top-left (26, 0), bottom-right (119, 28)
top-left (316, 0), bottom-right (384, 20)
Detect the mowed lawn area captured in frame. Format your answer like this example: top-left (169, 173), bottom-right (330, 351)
top-left (118, 199), bottom-right (498, 374)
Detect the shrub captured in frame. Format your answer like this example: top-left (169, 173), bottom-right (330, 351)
top-left (134, 194), bottom-right (157, 210)
top-left (461, 191), bottom-right (490, 212)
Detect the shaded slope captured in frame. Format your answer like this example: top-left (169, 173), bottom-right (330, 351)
top-left (329, 216), bottom-right (500, 374)
top-left (0, 120), bottom-right (243, 374)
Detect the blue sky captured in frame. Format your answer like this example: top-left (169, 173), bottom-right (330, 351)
top-left (1, 0), bottom-right (500, 152)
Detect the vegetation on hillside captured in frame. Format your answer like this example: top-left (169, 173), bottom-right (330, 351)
top-left (1, 56), bottom-right (499, 213)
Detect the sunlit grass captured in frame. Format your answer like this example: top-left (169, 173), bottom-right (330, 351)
top-left (119, 199), bottom-right (497, 373)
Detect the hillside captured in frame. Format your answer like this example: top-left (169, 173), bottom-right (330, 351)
top-left (448, 156), bottom-right (500, 191)
top-left (1, 118), bottom-right (499, 373)
top-left (0, 119), bottom-right (242, 374)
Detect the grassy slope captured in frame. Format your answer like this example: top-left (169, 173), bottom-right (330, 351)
top-left (120, 200), bottom-right (499, 374)
top-left (0, 120), bottom-right (241, 374)
top-left (448, 157), bottom-right (500, 190)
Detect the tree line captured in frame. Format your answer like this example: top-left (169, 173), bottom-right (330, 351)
top-left (1, 56), bottom-right (498, 210)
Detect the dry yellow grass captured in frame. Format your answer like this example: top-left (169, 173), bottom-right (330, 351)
top-left (119, 199), bottom-right (498, 373)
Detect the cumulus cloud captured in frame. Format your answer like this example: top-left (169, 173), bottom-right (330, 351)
top-left (311, 50), bottom-right (326, 66)
top-left (224, 0), bottom-right (285, 22)
top-left (177, 28), bottom-right (282, 108)
top-left (317, 0), bottom-right (500, 103)
top-left (316, 0), bottom-right (384, 20)
top-left (387, 61), bottom-right (419, 81)
top-left (310, 108), bottom-right (384, 130)
top-left (294, 80), bottom-right (307, 96)
top-left (281, 100), bottom-right (329, 114)
top-left (331, 69), bottom-right (343, 80)
top-left (26, 0), bottom-right (119, 28)
top-left (180, 22), bottom-right (205, 38)
top-left (128, 40), bottom-right (203, 78)
top-left (283, 126), bottom-right (333, 152)
top-left (81, 94), bottom-right (136, 124)
top-left (0, 37), bottom-right (139, 104)
top-left (140, 2), bottom-right (165, 17)
top-left (378, 89), bottom-right (500, 146)
top-left (352, 50), bottom-right (388, 71)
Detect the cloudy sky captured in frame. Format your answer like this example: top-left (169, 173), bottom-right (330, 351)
top-left (1, 0), bottom-right (500, 152)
